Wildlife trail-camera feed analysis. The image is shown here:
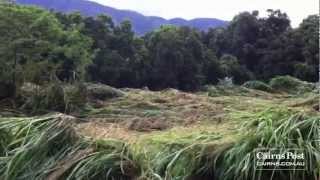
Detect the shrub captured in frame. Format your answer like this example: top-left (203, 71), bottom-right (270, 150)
top-left (269, 76), bottom-right (315, 94)
top-left (20, 83), bottom-right (65, 113)
top-left (242, 80), bottom-right (273, 92)
top-left (64, 83), bottom-right (88, 113)
top-left (20, 82), bottom-right (126, 114)
top-left (21, 83), bottom-right (88, 113)
top-left (85, 83), bottom-right (125, 101)
top-left (205, 86), bottom-right (221, 97)
top-left (45, 83), bottom-right (66, 111)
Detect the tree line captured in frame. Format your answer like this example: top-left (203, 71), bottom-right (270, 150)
top-left (0, 3), bottom-right (319, 94)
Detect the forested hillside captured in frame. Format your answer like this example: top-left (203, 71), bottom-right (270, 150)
top-left (16, 0), bottom-right (228, 34)
top-left (0, 3), bottom-right (318, 95)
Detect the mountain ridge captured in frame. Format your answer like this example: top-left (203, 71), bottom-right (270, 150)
top-left (16, 0), bottom-right (228, 34)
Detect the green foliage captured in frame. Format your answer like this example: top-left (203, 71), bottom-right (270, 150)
top-left (213, 108), bottom-right (320, 180)
top-left (45, 83), bottom-right (66, 111)
top-left (0, 5), bottom-right (93, 94)
top-left (243, 80), bottom-right (274, 92)
top-left (144, 26), bottom-right (207, 90)
top-left (202, 49), bottom-right (224, 84)
top-left (1, 86), bottom-right (320, 180)
top-left (63, 83), bottom-right (88, 113)
top-left (0, 5), bottom-right (318, 179)
top-left (20, 83), bottom-right (64, 113)
top-left (219, 55), bottom-right (253, 84)
top-left (20, 83), bottom-right (88, 114)
top-left (269, 76), bottom-right (315, 94)
top-left (0, 114), bottom-right (138, 180)
top-left (294, 15), bottom-right (319, 81)
top-left (1, 4), bottom-right (318, 93)
top-left (85, 83), bottom-right (125, 101)
top-left (203, 10), bottom-right (318, 82)
top-left (205, 85), bottom-right (250, 97)
top-left (293, 63), bottom-right (316, 81)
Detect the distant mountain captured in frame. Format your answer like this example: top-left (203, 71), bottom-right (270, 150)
top-left (16, 0), bottom-right (228, 35)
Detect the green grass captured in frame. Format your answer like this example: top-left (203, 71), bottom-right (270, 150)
top-left (0, 82), bottom-right (319, 180)
top-left (212, 108), bottom-right (320, 180)
top-left (0, 114), bottom-right (138, 180)
top-left (243, 80), bottom-right (274, 93)
top-left (2, 110), bottom-right (317, 180)
top-left (269, 76), bottom-right (315, 94)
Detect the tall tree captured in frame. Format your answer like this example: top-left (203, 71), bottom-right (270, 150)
top-left (144, 26), bottom-right (207, 90)
top-left (292, 15), bottom-right (319, 81)
top-left (0, 5), bottom-right (93, 96)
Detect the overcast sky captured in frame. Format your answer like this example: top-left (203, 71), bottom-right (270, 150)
top-left (90, 0), bottom-right (318, 27)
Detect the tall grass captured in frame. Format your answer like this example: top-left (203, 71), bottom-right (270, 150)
top-left (211, 108), bottom-right (320, 180)
top-left (134, 131), bottom-right (229, 180)
top-left (0, 114), bottom-right (138, 180)
top-left (0, 108), bottom-right (319, 180)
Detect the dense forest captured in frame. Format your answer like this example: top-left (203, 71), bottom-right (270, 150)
top-left (0, 2), bottom-right (319, 97)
